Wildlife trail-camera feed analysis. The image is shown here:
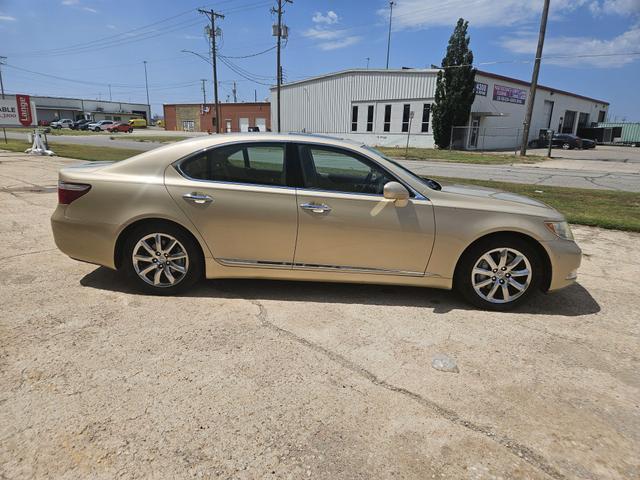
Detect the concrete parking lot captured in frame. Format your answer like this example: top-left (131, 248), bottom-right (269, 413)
top-left (1, 152), bottom-right (639, 479)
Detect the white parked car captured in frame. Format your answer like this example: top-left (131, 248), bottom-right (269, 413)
top-left (86, 120), bottom-right (114, 132)
top-left (50, 119), bottom-right (74, 129)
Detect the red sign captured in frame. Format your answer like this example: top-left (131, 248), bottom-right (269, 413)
top-left (16, 94), bottom-right (32, 126)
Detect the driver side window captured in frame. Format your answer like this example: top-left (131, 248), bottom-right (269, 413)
top-left (299, 145), bottom-right (393, 195)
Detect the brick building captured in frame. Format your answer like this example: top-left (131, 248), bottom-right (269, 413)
top-left (163, 102), bottom-right (270, 133)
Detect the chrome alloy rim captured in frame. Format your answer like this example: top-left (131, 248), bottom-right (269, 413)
top-left (132, 233), bottom-right (189, 287)
top-left (471, 247), bottom-right (532, 304)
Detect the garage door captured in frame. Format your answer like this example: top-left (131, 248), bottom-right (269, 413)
top-left (239, 118), bottom-right (249, 132)
top-left (256, 117), bottom-right (266, 132)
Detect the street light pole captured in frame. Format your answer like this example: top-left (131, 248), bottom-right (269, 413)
top-left (143, 61), bottom-right (150, 120)
top-left (385, 1), bottom-right (395, 69)
top-left (520, 0), bottom-right (550, 156)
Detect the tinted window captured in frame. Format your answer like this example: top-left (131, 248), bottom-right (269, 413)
top-left (421, 104), bottom-right (430, 132)
top-left (402, 104), bottom-right (410, 132)
top-left (367, 105), bottom-right (374, 132)
top-left (383, 105), bottom-right (391, 132)
top-left (299, 145), bottom-right (393, 195)
top-left (180, 143), bottom-right (286, 187)
top-left (351, 105), bottom-right (358, 132)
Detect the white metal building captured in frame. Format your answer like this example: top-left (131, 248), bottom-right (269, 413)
top-left (270, 69), bottom-right (609, 150)
top-left (2, 94), bottom-right (150, 125)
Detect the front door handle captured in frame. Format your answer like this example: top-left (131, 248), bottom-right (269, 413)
top-left (183, 192), bottom-right (213, 204)
top-left (300, 202), bottom-right (331, 214)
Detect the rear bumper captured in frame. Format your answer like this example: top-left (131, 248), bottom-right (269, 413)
top-left (51, 206), bottom-right (117, 269)
top-left (543, 238), bottom-right (582, 291)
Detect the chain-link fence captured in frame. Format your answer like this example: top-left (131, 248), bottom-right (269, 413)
top-left (450, 126), bottom-right (524, 152)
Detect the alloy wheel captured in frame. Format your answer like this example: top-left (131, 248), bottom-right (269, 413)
top-left (471, 247), bottom-right (532, 304)
top-left (132, 233), bottom-right (189, 287)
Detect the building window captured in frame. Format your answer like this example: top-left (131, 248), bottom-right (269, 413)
top-left (402, 104), bottom-right (410, 132)
top-left (351, 105), bottom-right (358, 132)
top-left (598, 110), bottom-right (606, 123)
top-left (421, 104), bottom-right (431, 132)
top-left (383, 105), bottom-right (391, 132)
top-left (367, 105), bottom-right (374, 132)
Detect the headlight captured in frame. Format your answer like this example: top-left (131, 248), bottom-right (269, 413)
top-left (544, 221), bottom-right (574, 240)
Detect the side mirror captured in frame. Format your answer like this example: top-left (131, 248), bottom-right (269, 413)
top-left (383, 181), bottom-right (410, 207)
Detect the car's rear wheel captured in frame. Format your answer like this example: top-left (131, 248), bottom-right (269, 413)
top-left (122, 222), bottom-right (203, 295)
top-left (562, 142), bottom-right (571, 150)
top-left (455, 235), bottom-right (541, 311)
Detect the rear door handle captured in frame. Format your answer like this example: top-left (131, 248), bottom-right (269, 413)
top-left (300, 202), bottom-right (331, 214)
top-left (183, 192), bottom-right (213, 204)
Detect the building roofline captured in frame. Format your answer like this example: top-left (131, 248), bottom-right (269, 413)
top-left (4, 93), bottom-right (149, 107)
top-left (272, 68), bottom-right (609, 106)
top-left (162, 102), bottom-right (270, 106)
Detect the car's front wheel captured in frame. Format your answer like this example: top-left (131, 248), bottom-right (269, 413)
top-left (455, 235), bottom-right (541, 311)
top-left (562, 142), bottom-right (572, 150)
top-left (122, 222), bottom-right (203, 295)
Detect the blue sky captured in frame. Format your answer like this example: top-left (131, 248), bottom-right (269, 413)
top-left (1, 0), bottom-right (638, 120)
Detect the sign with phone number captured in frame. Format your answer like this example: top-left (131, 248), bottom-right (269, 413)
top-left (493, 84), bottom-right (527, 105)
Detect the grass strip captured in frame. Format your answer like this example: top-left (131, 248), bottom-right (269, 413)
top-left (378, 146), bottom-right (542, 165)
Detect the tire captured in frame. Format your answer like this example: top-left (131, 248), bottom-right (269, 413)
top-left (122, 222), bottom-right (203, 295)
top-left (94, 127), bottom-right (100, 132)
top-left (128, 128), bottom-right (133, 133)
top-left (454, 235), bottom-right (542, 311)
top-left (562, 142), bottom-right (571, 150)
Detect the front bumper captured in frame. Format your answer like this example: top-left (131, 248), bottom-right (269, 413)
top-left (543, 238), bottom-right (582, 291)
top-left (51, 206), bottom-right (117, 269)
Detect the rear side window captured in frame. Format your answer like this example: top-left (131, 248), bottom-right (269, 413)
top-left (179, 143), bottom-right (286, 187)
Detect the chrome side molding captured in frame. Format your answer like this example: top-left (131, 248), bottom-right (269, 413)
top-left (217, 258), bottom-right (424, 276)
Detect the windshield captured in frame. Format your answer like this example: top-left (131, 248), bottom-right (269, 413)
top-left (362, 146), bottom-right (442, 191)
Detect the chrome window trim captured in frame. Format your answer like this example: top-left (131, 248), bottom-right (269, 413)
top-left (171, 138), bottom-right (428, 200)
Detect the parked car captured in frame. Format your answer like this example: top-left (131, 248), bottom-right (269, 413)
top-left (51, 133), bottom-right (582, 311)
top-left (50, 119), bottom-right (74, 129)
top-left (86, 120), bottom-right (114, 132)
top-left (529, 134), bottom-right (596, 150)
top-left (552, 134), bottom-right (584, 150)
top-left (128, 118), bottom-right (147, 128)
top-left (70, 119), bottom-right (92, 130)
top-left (107, 122), bottom-right (134, 133)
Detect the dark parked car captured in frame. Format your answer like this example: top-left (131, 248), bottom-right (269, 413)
top-left (530, 134), bottom-right (596, 150)
top-left (70, 119), bottom-right (92, 130)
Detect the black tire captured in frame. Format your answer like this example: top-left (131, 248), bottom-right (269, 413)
top-left (94, 127), bottom-right (100, 132)
top-left (562, 142), bottom-right (571, 150)
top-left (454, 234), bottom-right (542, 311)
top-left (122, 222), bottom-right (203, 295)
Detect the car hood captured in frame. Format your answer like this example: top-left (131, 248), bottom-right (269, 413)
top-left (438, 182), bottom-right (563, 219)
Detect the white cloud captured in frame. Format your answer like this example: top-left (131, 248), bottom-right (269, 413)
top-left (312, 10), bottom-right (338, 24)
top-left (61, 0), bottom-right (79, 5)
top-left (0, 14), bottom-right (17, 21)
top-left (380, 0), bottom-right (637, 29)
top-left (106, 24), bottom-right (116, 29)
top-left (304, 10), bottom-right (360, 50)
top-left (83, 6), bottom-right (98, 13)
top-left (502, 25), bottom-right (640, 67)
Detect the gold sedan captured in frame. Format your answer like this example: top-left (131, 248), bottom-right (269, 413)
top-left (51, 133), bottom-right (581, 310)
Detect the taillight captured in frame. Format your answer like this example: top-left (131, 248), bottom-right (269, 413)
top-left (58, 181), bottom-right (91, 204)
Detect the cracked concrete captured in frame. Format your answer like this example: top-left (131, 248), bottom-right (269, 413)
top-left (1, 153), bottom-right (639, 479)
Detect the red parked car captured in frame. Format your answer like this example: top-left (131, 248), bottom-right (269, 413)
top-left (107, 122), bottom-right (133, 133)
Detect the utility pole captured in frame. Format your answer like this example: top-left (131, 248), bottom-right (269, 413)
top-left (272, 0), bottom-right (292, 133)
top-left (0, 56), bottom-right (7, 143)
top-left (520, 0), bottom-right (550, 156)
top-left (108, 84), bottom-right (112, 102)
top-left (385, 1), bottom-right (395, 69)
top-left (232, 81), bottom-right (237, 102)
top-left (143, 61), bottom-right (150, 119)
top-left (254, 89), bottom-right (257, 102)
top-left (199, 8), bottom-right (224, 134)
top-left (200, 79), bottom-right (207, 105)
top-left (365, 57), bottom-right (370, 69)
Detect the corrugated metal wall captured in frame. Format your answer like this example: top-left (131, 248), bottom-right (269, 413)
top-left (274, 70), bottom-right (438, 134)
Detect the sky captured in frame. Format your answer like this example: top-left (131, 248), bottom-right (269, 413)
top-left (0, 0), bottom-right (638, 120)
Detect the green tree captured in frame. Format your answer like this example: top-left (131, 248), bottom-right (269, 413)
top-left (432, 18), bottom-right (476, 149)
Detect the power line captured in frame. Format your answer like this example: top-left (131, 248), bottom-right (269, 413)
top-left (219, 45), bottom-right (277, 59)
